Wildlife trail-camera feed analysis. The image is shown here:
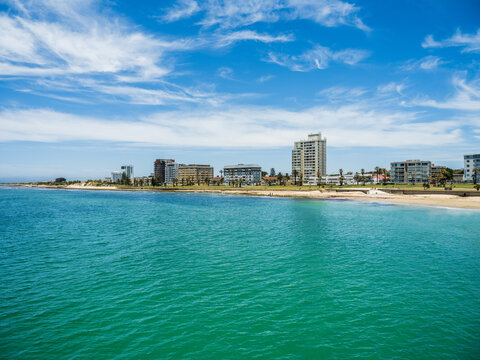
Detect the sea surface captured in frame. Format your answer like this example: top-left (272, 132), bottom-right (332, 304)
top-left (1, 187), bottom-right (480, 359)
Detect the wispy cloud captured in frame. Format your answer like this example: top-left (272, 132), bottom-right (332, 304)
top-left (161, 0), bottom-right (369, 31)
top-left (267, 45), bottom-right (369, 71)
top-left (402, 56), bottom-right (445, 71)
top-left (377, 82), bottom-right (406, 95)
top-left (217, 67), bottom-right (234, 80)
top-left (214, 30), bottom-right (294, 47)
top-left (161, 0), bottom-right (200, 23)
top-left (414, 74), bottom-right (480, 111)
top-left (0, 103), bottom-right (465, 148)
top-left (257, 74), bottom-right (275, 83)
top-left (317, 86), bottom-right (368, 102)
top-left (422, 29), bottom-right (480, 53)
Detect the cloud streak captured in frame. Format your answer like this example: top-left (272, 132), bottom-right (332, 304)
top-left (422, 29), bottom-right (480, 53)
top-left (268, 45), bottom-right (369, 71)
top-left (0, 104), bottom-right (465, 148)
top-left (414, 74), bottom-right (480, 111)
top-left (162, 0), bottom-right (369, 31)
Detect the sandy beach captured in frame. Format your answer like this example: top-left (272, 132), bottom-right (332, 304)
top-left (4, 184), bottom-right (478, 210)
top-left (176, 188), bottom-right (480, 210)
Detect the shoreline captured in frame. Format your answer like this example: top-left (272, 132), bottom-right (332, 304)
top-left (2, 183), bottom-right (480, 210)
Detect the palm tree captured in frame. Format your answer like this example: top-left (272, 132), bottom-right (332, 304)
top-left (316, 171), bottom-right (322, 187)
top-left (472, 168), bottom-right (479, 185)
top-left (292, 169), bottom-right (298, 186)
top-left (374, 166), bottom-right (381, 185)
top-left (277, 172), bottom-right (283, 186)
top-left (339, 168), bottom-right (344, 186)
top-left (361, 168), bottom-right (365, 185)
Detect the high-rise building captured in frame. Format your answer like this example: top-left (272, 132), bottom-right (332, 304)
top-left (391, 160), bottom-right (431, 184)
top-left (223, 164), bottom-right (262, 185)
top-left (178, 164), bottom-right (214, 185)
top-left (292, 133), bottom-right (327, 184)
top-left (120, 165), bottom-right (134, 180)
top-left (165, 162), bottom-right (180, 184)
top-left (464, 154), bottom-right (480, 182)
top-left (154, 159), bottom-right (174, 183)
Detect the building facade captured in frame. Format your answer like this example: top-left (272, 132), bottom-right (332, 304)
top-left (111, 171), bottom-right (123, 183)
top-left (154, 159), bottom-right (174, 183)
top-left (325, 174), bottom-right (355, 185)
top-left (178, 164), bottom-right (214, 185)
top-left (464, 154), bottom-right (480, 182)
top-left (391, 160), bottom-right (431, 184)
top-left (165, 162), bottom-right (180, 184)
top-left (121, 165), bottom-right (134, 180)
top-left (223, 164), bottom-right (261, 185)
top-left (292, 133), bottom-right (327, 184)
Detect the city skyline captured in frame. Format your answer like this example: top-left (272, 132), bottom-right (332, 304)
top-left (1, 1), bottom-right (479, 181)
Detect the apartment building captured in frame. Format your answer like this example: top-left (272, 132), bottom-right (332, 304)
top-left (223, 164), bottom-right (262, 185)
top-left (165, 162), bottom-right (180, 184)
top-left (120, 165), bottom-right (134, 180)
top-left (292, 132), bottom-right (327, 184)
top-left (391, 160), bottom-right (431, 184)
top-left (178, 164), bottom-right (214, 185)
top-left (464, 154), bottom-right (480, 182)
top-left (154, 159), bottom-right (174, 183)
top-left (111, 171), bottom-right (124, 183)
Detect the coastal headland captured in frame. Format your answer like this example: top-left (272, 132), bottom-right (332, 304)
top-left (3, 183), bottom-right (480, 210)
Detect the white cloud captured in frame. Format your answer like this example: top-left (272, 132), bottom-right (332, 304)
top-left (422, 29), bottom-right (480, 53)
top-left (0, 14), bottom-right (179, 78)
top-left (317, 86), bottom-right (368, 102)
top-left (162, 0), bottom-right (369, 31)
top-left (217, 67), bottom-right (234, 80)
top-left (214, 30), bottom-right (294, 47)
top-left (268, 45), bottom-right (369, 71)
top-left (414, 74), bottom-right (480, 111)
top-left (0, 104), bottom-right (465, 148)
top-left (161, 0), bottom-right (200, 23)
top-left (402, 56), bottom-right (445, 71)
top-left (377, 82), bottom-right (406, 95)
top-left (257, 74), bottom-right (275, 83)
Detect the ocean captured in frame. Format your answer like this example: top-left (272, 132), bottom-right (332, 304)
top-left (1, 187), bottom-right (479, 359)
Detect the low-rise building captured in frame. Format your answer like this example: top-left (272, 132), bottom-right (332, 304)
top-left (223, 164), bottom-right (262, 185)
top-left (178, 164), bottom-right (214, 185)
top-left (391, 160), bottom-right (432, 184)
top-left (464, 154), bottom-right (480, 182)
top-left (262, 176), bottom-right (278, 185)
top-left (325, 174), bottom-right (355, 185)
top-left (111, 171), bottom-right (124, 183)
top-left (210, 177), bottom-right (224, 185)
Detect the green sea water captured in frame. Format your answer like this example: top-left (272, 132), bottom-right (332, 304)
top-left (1, 187), bottom-right (480, 359)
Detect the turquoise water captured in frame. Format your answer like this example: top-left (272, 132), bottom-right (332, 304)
top-left (1, 187), bottom-right (480, 359)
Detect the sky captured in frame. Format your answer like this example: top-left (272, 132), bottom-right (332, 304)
top-left (0, 0), bottom-right (479, 181)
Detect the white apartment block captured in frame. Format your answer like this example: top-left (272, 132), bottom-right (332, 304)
top-left (223, 164), bottom-right (262, 185)
top-left (165, 162), bottom-right (180, 184)
top-left (292, 133), bottom-right (327, 184)
top-left (464, 154), bottom-right (480, 182)
top-left (120, 165), bottom-right (134, 180)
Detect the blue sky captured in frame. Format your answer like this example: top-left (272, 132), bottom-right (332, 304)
top-left (1, 0), bottom-right (479, 181)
